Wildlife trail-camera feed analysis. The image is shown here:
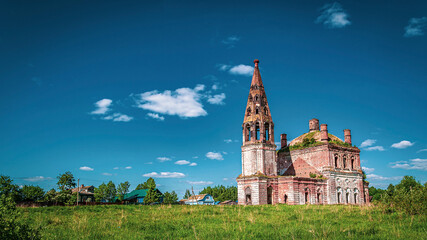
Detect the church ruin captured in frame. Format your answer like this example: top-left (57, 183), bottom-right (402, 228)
top-left (237, 59), bottom-right (370, 205)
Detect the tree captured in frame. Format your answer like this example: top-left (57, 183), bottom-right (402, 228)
top-left (136, 177), bottom-right (156, 190)
top-left (183, 189), bottom-right (191, 199)
top-left (163, 191), bottom-right (178, 204)
top-left (143, 187), bottom-right (161, 204)
top-left (396, 176), bottom-right (422, 192)
top-left (117, 181), bottom-right (130, 201)
top-left (56, 171), bottom-right (76, 191)
top-left (0, 177), bottom-right (41, 239)
top-left (94, 183), bottom-right (108, 202)
top-left (199, 185), bottom-right (238, 202)
top-left (106, 181), bottom-right (116, 202)
top-left (0, 175), bottom-right (21, 202)
top-left (44, 189), bottom-right (57, 204)
top-left (20, 185), bottom-right (45, 202)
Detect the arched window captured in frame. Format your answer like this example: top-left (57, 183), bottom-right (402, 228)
top-left (246, 108), bottom-right (251, 116)
top-left (245, 124), bottom-right (251, 142)
top-left (248, 95), bottom-right (253, 101)
top-left (284, 194), bottom-right (288, 204)
top-left (334, 154), bottom-right (338, 168)
top-left (337, 187), bottom-right (342, 204)
top-left (255, 95), bottom-right (259, 102)
top-left (264, 107), bottom-right (268, 115)
top-left (343, 155), bottom-right (347, 169)
top-left (351, 157), bottom-right (355, 170)
top-left (255, 108), bottom-right (259, 114)
top-left (345, 189), bottom-right (350, 204)
top-left (304, 188), bottom-right (310, 204)
top-left (265, 123), bottom-right (269, 141)
top-left (267, 186), bottom-right (273, 204)
top-left (353, 188), bottom-right (359, 204)
top-left (255, 123), bottom-right (260, 140)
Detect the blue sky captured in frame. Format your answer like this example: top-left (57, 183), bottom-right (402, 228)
top-left (1, 1), bottom-right (426, 197)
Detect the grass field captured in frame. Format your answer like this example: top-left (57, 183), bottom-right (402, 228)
top-left (19, 204), bottom-right (426, 239)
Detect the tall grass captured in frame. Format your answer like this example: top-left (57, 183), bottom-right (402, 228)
top-left (19, 204), bottom-right (426, 239)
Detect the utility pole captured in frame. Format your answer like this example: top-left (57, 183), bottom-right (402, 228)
top-left (77, 178), bottom-right (79, 206)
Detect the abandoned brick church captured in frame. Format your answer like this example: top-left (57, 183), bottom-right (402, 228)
top-left (237, 59), bottom-right (370, 205)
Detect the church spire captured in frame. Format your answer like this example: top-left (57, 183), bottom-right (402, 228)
top-left (242, 59), bottom-right (274, 145)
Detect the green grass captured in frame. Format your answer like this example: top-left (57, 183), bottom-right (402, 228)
top-left (19, 204), bottom-right (426, 239)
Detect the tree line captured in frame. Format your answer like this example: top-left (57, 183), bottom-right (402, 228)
top-left (368, 175), bottom-right (426, 215)
top-left (183, 185), bottom-right (238, 202)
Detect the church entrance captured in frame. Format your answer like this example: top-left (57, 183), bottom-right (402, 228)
top-left (267, 186), bottom-right (273, 204)
top-left (245, 187), bottom-right (252, 205)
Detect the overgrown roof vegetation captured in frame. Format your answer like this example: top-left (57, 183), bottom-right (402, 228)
top-left (278, 132), bottom-right (356, 153)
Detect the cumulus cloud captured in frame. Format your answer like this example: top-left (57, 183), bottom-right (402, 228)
top-left (104, 113), bottom-right (133, 122)
top-left (367, 174), bottom-right (402, 181)
top-left (404, 17), bottom-right (427, 37)
top-left (113, 167), bottom-right (119, 170)
top-left (316, 2), bottom-right (351, 28)
top-left (206, 152), bottom-right (224, 160)
top-left (23, 176), bottom-right (53, 182)
top-left (147, 113), bottom-right (165, 121)
top-left (391, 140), bottom-right (414, 149)
top-left (221, 36), bottom-right (240, 48)
top-left (125, 166), bottom-right (132, 170)
top-left (157, 157), bottom-right (171, 162)
top-left (91, 99), bottom-right (112, 115)
top-left (390, 159), bottom-right (427, 171)
top-left (142, 172), bottom-right (185, 178)
top-left (175, 160), bottom-right (190, 165)
top-left (134, 85), bottom-right (208, 118)
top-left (102, 173), bottom-right (112, 176)
top-left (360, 139), bottom-right (376, 148)
top-left (207, 93), bottom-right (226, 105)
top-left (362, 167), bottom-right (375, 174)
top-left (229, 65), bottom-right (254, 76)
top-left (187, 181), bottom-right (214, 185)
top-left (79, 166), bottom-right (94, 171)
top-left (189, 163), bottom-right (197, 166)
top-left (365, 146), bottom-right (385, 151)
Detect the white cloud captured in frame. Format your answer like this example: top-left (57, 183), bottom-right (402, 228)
top-left (157, 157), bottom-right (171, 162)
top-left (417, 149), bottom-right (427, 153)
top-left (212, 84), bottom-right (219, 90)
top-left (147, 113), bottom-right (165, 121)
top-left (207, 93), bottom-right (226, 105)
top-left (390, 158), bottom-right (427, 171)
top-left (224, 139), bottom-right (233, 143)
top-left (145, 162), bottom-right (153, 164)
top-left (102, 173), bottom-right (112, 176)
top-left (187, 181), bottom-right (214, 185)
top-left (134, 85), bottom-right (208, 118)
top-left (113, 167), bottom-right (119, 170)
top-left (229, 64), bottom-right (254, 76)
top-left (217, 64), bottom-right (230, 71)
top-left (391, 140), bottom-right (414, 149)
top-left (91, 99), bottom-right (112, 115)
top-left (404, 17), bottom-right (427, 37)
top-left (221, 36), bottom-right (240, 48)
top-left (362, 167), bottom-right (375, 174)
top-left (175, 160), bottom-right (190, 165)
top-left (142, 172), bottom-right (185, 178)
top-left (192, 156), bottom-right (199, 159)
top-left (206, 152), bottom-right (224, 160)
top-left (367, 174), bottom-right (402, 181)
top-left (103, 113), bottom-right (133, 122)
top-left (360, 139), bottom-right (376, 148)
top-left (223, 178), bottom-right (228, 181)
top-left (23, 176), bottom-right (53, 182)
top-left (125, 166), bottom-right (132, 170)
top-left (79, 166), bottom-right (94, 171)
top-left (189, 163), bottom-right (197, 166)
top-left (316, 2), bottom-right (351, 29)
top-left (365, 146), bottom-right (385, 151)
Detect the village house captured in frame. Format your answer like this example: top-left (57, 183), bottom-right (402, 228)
top-left (71, 184), bottom-right (94, 203)
top-left (181, 194), bottom-right (215, 205)
top-left (120, 189), bottom-right (163, 204)
top-left (237, 59), bottom-right (370, 205)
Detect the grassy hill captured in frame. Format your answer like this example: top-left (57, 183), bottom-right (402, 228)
top-left (19, 204), bottom-right (425, 239)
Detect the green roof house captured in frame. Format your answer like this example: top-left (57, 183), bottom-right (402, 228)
top-left (119, 189), bottom-right (163, 204)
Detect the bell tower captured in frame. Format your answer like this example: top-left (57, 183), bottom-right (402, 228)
top-left (241, 59), bottom-right (277, 177)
